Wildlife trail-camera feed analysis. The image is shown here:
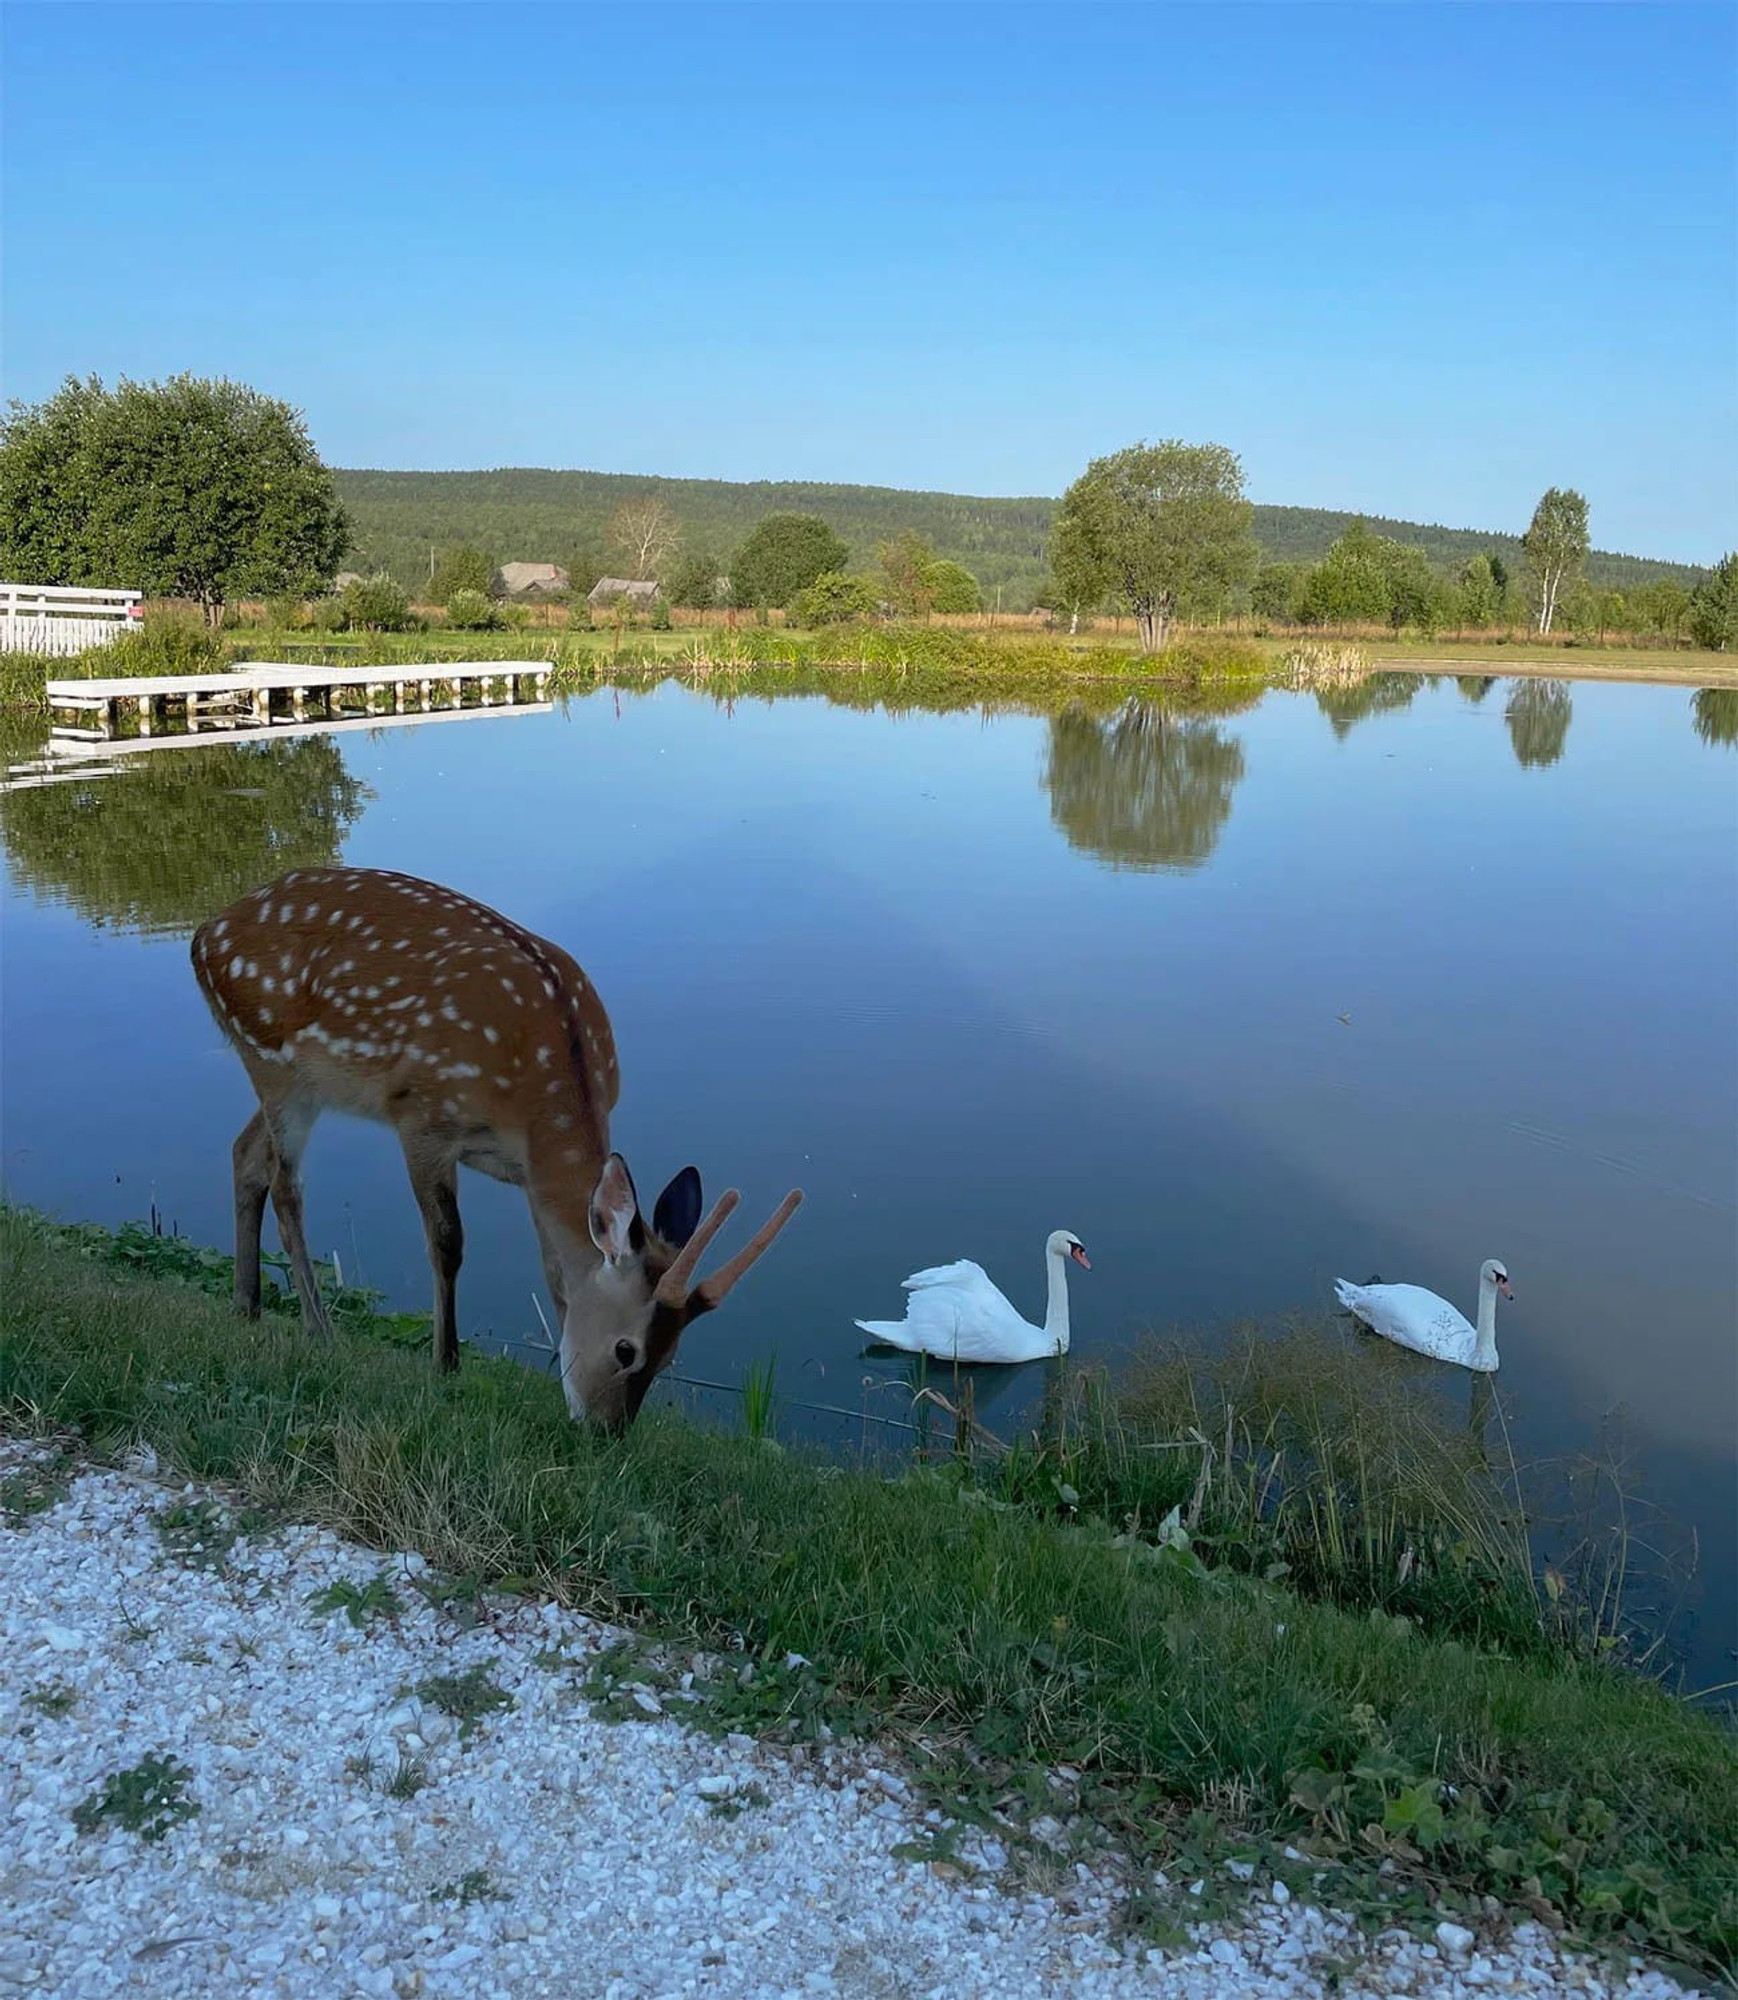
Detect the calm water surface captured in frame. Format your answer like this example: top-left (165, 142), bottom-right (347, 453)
top-left (4, 674), bottom-right (1734, 1681)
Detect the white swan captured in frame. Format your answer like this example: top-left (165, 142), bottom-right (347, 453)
top-left (1333, 1259), bottom-right (1513, 1372)
top-left (855, 1230), bottom-right (1090, 1363)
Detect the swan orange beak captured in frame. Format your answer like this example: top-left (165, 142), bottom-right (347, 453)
top-left (1070, 1244), bottom-right (1091, 1269)
top-left (1498, 1277), bottom-right (1513, 1299)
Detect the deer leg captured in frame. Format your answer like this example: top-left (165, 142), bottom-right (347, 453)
top-left (261, 1100), bottom-right (329, 1337)
top-left (531, 1210), bottom-right (569, 1328)
top-left (232, 1109), bottom-right (272, 1318)
top-left (404, 1145), bottom-right (464, 1374)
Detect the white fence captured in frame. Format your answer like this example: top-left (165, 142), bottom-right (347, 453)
top-left (0, 582), bottom-right (143, 657)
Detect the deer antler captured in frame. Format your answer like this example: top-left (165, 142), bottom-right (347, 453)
top-left (655, 1189), bottom-right (742, 1303)
top-left (693, 1190), bottom-right (804, 1309)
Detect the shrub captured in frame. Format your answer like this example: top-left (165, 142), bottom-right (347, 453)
top-left (308, 596), bottom-right (346, 633)
top-left (445, 588), bottom-right (500, 632)
top-left (340, 572), bottom-right (414, 633)
top-left (78, 608), bottom-right (225, 679)
top-left (925, 559), bottom-right (982, 615)
top-left (649, 595), bottom-right (672, 630)
top-left (792, 571), bottom-right (881, 627)
top-left (264, 592), bottom-right (306, 630)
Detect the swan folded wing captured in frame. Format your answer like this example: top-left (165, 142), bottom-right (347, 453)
top-left (1351, 1283), bottom-right (1474, 1352)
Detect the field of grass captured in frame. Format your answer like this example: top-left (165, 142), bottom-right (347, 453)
top-left (3, 1204), bottom-right (1732, 1979)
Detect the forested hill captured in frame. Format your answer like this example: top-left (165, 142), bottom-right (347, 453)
top-left (333, 467), bottom-right (1703, 604)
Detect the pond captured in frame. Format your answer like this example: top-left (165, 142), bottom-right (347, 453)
top-left (3, 672), bottom-right (1734, 1687)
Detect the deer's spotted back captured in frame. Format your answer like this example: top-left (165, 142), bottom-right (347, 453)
top-left (190, 867), bottom-right (619, 1126)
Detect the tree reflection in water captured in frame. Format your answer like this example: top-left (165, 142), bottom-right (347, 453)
top-left (1691, 687), bottom-right (1738, 749)
top-left (1314, 672), bottom-right (1423, 739)
top-left (1456, 675), bottom-right (1498, 704)
top-left (1504, 678), bottom-right (1573, 769)
top-left (1044, 699), bottom-right (1246, 873)
top-left (0, 737), bottom-right (372, 937)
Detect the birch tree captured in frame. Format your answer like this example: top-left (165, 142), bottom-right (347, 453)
top-left (1521, 487), bottom-right (1589, 635)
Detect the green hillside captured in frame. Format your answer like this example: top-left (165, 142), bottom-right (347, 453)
top-left (333, 467), bottom-right (1704, 607)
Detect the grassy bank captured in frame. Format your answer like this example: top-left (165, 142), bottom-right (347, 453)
top-left (8, 619), bottom-right (1734, 716)
top-left (2, 1206), bottom-right (1732, 1979)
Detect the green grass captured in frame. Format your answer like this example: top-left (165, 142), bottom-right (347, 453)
top-left (1, 1202), bottom-right (1733, 1976)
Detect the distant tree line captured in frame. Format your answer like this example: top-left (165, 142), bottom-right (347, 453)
top-left (2, 374), bottom-right (1728, 648)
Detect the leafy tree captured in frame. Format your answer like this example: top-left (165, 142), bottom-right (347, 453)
top-left (0, 738), bottom-right (370, 937)
top-left (1044, 699), bottom-right (1246, 870)
top-left (791, 570), bottom-right (880, 626)
top-left (340, 571), bottom-right (414, 631)
top-left (731, 513), bottom-right (849, 608)
top-left (1298, 523), bottom-right (1393, 627)
top-left (1052, 441), bottom-right (1256, 651)
top-left (606, 497), bottom-right (680, 581)
top-left (1047, 508), bottom-right (1106, 634)
top-left (1382, 542), bottom-right (1451, 634)
top-left (430, 545), bottom-right (494, 604)
top-left (925, 558), bottom-right (982, 614)
top-left (0, 373), bottom-right (348, 625)
top-left (1505, 678), bottom-right (1573, 768)
top-left (1686, 553), bottom-right (1738, 651)
top-left (565, 549), bottom-right (603, 600)
top-left (1250, 562), bottom-right (1307, 623)
top-left (878, 530), bottom-right (940, 617)
top-left (1630, 578), bottom-right (1689, 642)
top-left (665, 548), bottom-right (725, 610)
top-left (1457, 554), bottom-right (1500, 629)
top-left (1522, 487), bottom-right (1590, 634)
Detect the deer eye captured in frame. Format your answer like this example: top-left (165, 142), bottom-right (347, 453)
top-left (614, 1339), bottom-right (638, 1371)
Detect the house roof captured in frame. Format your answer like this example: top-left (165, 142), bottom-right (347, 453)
top-left (496, 561), bottom-right (570, 595)
top-left (587, 577), bottom-right (661, 603)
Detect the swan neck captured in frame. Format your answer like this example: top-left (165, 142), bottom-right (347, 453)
top-left (1474, 1273), bottom-right (1500, 1364)
top-left (1043, 1246), bottom-right (1072, 1351)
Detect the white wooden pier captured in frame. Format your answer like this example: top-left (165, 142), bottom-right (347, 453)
top-left (43, 660), bottom-right (556, 741)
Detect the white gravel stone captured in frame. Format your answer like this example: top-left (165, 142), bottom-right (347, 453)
top-left (0, 1439), bottom-right (1699, 1999)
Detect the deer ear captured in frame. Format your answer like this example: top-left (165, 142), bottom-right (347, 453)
top-left (652, 1166), bottom-right (703, 1248)
top-left (588, 1154), bottom-right (640, 1261)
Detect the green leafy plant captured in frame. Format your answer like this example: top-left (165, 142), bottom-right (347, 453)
top-left (410, 1665), bottom-right (515, 1739)
top-left (73, 1754), bottom-right (199, 1843)
top-left (307, 1573), bottom-right (403, 1627)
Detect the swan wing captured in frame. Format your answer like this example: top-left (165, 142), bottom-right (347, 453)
top-left (1339, 1281), bottom-right (1477, 1365)
top-left (902, 1259), bottom-right (992, 1294)
top-left (859, 1258), bottom-right (1041, 1362)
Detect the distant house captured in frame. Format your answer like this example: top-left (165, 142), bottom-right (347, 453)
top-left (332, 571), bottom-right (365, 592)
top-left (495, 561), bottom-right (570, 599)
top-left (587, 577), bottom-right (661, 608)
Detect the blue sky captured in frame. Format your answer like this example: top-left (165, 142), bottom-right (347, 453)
top-left (4, 2), bottom-right (1734, 560)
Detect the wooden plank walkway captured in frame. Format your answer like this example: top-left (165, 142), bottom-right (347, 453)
top-left (44, 660), bottom-right (556, 738)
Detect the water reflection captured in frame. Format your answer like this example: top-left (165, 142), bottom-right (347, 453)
top-left (1044, 700), bottom-right (1246, 872)
top-left (0, 738), bottom-right (371, 936)
top-left (1505, 679), bottom-right (1574, 769)
top-left (1691, 687), bottom-right (1738, 749)
top-left (1315, 672), bottom-right (1423, 738)
top-left (1457, 675), bottom-right (1498, 704)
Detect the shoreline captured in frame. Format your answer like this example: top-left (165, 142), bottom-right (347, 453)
top-left (3, 1431), bottom-right (1705, 2000)
top-left (3, 1206), bottom-right (1733, 1988)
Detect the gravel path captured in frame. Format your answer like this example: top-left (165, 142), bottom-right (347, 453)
top-left (0, 1439), bottom-right (1696, 1999)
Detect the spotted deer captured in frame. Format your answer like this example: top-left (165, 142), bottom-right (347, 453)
top-left (190, 867), bottom-right (802, 1430)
